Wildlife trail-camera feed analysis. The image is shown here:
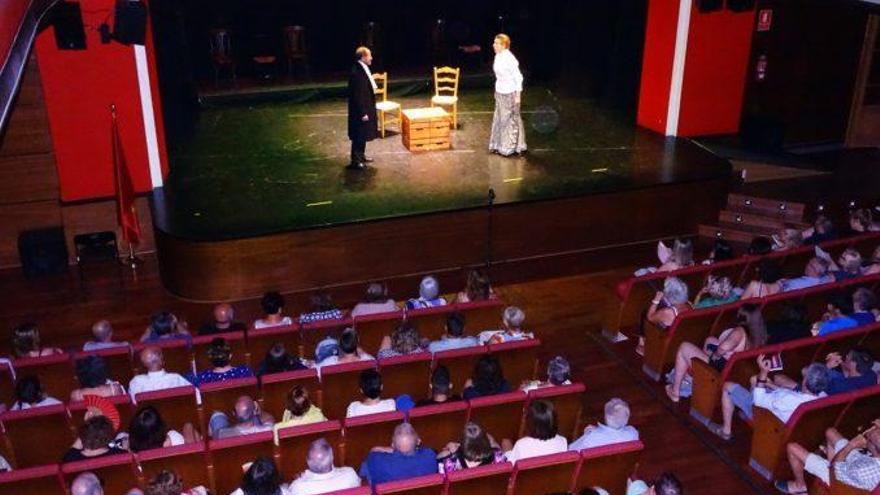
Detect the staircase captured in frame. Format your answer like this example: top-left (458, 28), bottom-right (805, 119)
top-left (698, 193), bottom-right (810, 246)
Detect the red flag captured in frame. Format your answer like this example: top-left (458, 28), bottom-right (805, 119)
top-left (112, 106), bottom-right (142, 246)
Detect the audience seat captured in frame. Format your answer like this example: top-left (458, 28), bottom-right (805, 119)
top-left (407, 401), bottom-right (469, 452)
top-left (375, 472), bottom-right (445, 495)
top-left (379, 352), bottom-right (432, 399)
top-left (133, 386), bottom-right (202, 434)
top-left (642, 305), bottom-right (725, 381)
top-left (572, 440), bottom-right (644, 495)
top-left (352, 311), bottom-right (403, 355)
top-left (259, 368), bottom-right (322, 419)
top-left (73, 346), bottom-right (134, 389)
top-left (527, 383), bottom-right (586, 440)
top-left (444, 461), bottom-right (513, 495)
top-left (276, 420), bottom-right (343, 481)
top-left (489, 339), bottom-right (540, 387)
top-left (136, 441), bottom-right (212, 492)
top-left (0, 361), bottom-right (14, 409)
top-left (0, 404), bottom-right (74, 467)
top-left (68, 394), bottom-right (135, 432)
top-left (12, 353), bottom-right (76, 400)
top-left (199, 377), bottom-right (260, 431)
top-left (132, 340), bottom-right (194, 376)
top-left (191, 332), bottom-right (248, 370)
top-left (834, 383), bottom-right (880, 438)
top-left (433, 346), bottom-right (488, 393)
top-left (453, 299), bottom-right (505, 333)
top-left (246, 324), bottom-right (302, 375)
top-left (406, 306), bottom-right (453, 343)
top-left (466, 391), bottom-right (526, 443)
top-left (320, 360), bottom-right (377, 421)
top-left (342, 411), bottom-right (405, 469)
top-left (208, 430), bottom-right (276, 495)
top-left (0, 464), bottom-right (66, 494)
top-left (61, 452), bottom-right (138, 495)
top-left (508, 451), bottom-right (580, 495)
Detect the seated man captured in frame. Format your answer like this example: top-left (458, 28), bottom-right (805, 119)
top-left (128, 347), bottom-right (192, 399)
top-left (830, 249), bottom-right (863, 281)
top-left (209, 395), bottom-right (274, 439)
top-left (140, 311), bottom-right (191, 343)
top-left (289, 438), bottom-right (361, 495)
top-left (771, 348), bottom-right (877, 395)
top-left (813, 292), bottom-right (859, 337)
top-left (198, 303), bottom-right (247, 335)
top-left (775, 423), bottom-right (880, 493)
top-left (710, 359), bottom-right (829, 440)
top-left (346, 369), bottom-right (396, 418)
top-left (428, 312), bottom-right (478, 353)
top-left (781, 257), bottom-right (833, 292)
top-left (478, 306), bottom-right (534, 344)
top-left (416, 365), bottom-right (461, 406)
top-left (405, 276), bottom-right (447, 310)
top-left (569, 398), bottom-right (639, 451)
top-left (850, 288), bottom-right (878, 326)
top-left (71, 472), bottom-right (103, 495)
top-left (522, 355), bottom-right (572, 391)
top-left (83, 320), bottom-right (128, 351)
top-left (318, 327), bottom-right (375, 367)
top-left (359, 422), bottom-right (437, 486)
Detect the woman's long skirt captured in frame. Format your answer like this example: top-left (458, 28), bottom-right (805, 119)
top-left (488, 91), bottom-right (527, 156)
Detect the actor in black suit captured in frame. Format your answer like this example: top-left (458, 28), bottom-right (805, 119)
top-left (347, 46), bottom-right (379, 170)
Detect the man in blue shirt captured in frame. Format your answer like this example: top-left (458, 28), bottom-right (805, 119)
top-left (850, 288), bottom-right (878, 327)
top-left (770, 348), bottom-right (877, 395)
top-left (816, 293), bottom-right (858, 337)
top-left (781, 257), bottom-right (833, 292)
top-left (360, 423), bottom-right (437, 487)
top-left (428, 312), bottom-right (479, 353)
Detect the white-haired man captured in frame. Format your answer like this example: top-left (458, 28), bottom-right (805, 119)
top-left (405, 276), bottom-right (448, 310)
top-left (479, 306), bottom-right (533, 344)
top-left (71, 472), bottom-right (103, 495)
top-left (289, 438), bottom-right (361, 495)
top-left (569, 398), bottom-right (639, 451)
top-left (359, 423), bottom-right (437, 487)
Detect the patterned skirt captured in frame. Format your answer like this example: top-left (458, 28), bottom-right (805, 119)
top-left (488, 91), bottom-right (527, 156)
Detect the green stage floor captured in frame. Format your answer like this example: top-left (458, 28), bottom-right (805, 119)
top-left (155, 86), bottom-right (730, 240)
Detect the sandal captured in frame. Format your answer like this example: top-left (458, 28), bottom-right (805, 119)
top-left (706, 422), bottom-right (732, 441)
top-left (664, 384), bottom-right (680, 403)
top-left (773, 480), bottom-right (807, 494)
top-left (635, 338), bottom-right (645, 357)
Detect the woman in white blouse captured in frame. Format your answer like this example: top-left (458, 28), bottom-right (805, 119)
top-left (489, 33), bottom-right (527, 156)
top-left (502, 399), bottom-right (568, 463)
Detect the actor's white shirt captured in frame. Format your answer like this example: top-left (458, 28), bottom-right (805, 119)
top-left (288, 466), bottom-right (361, 495)
top-left (493, 49), bottom-right (523, 94)
top-left (359, 61), bottom-right (378, 92)
top-left (128, 369), bottom-right (192, 400)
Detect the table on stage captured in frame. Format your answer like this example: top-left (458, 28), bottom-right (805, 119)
top-left (401, 107), bottom-right (451, 152)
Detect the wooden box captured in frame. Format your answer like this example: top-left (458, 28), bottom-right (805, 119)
top-left (401, 107), bottom-right (451, 151)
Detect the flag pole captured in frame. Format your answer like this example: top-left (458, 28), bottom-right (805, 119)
top-left (111, 103), bottom-right (143, 271)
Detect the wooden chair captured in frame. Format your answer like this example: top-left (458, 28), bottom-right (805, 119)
top-left (431, 66), bottom-right (460, 128)
top-left (136, 442), bottom-right (211, 492)
top-left (133, 386), bottom-right (202, 435)
top-left (13, 353), bottom-right (76, 400)
top-left (508, 451), bottom-right (580, 495)
top-left (209, 28), bottom-right (236, 88)
top-left (341, 411), bottom-right (404, 468)
top-left (489, 339), bottom-right (540, 387)
top-left (276, 420), bottom-right (343, 481)
top-left (378, 352), bottom-right (432, 399)
top-left (282, 25), bottom-right (309, 77)
top-left (375, 473), bottom-right (445, 495)
top-left (191, 332), bottom-right (248, 371)
top-left (259, 368), bottom-right (322, 420)
top-left (61, 453), bottom-right (138, 495)
top-left (0, 404), bottom-right (74, 468)
top-left (407, 401), bottom-right (469, 452)
top-left (208, 430), bottom-right (276, 495)
top-left (433, 346), bottom-right (488, 393)
top-left (572, 441), bottom-right (644, 495)
top-left (373, 73), bottom-right (402, 138)
top-left (72, 346), bottom-right (134, 388)
top-left (319, 360), bottom-right (377, 421)
top-left (352, 311), bottom-right (403, 355)
top-left (642, 305), bottom-right (724, 381)
top-left (0, 464), bottom-right (66, 494)
top-left (528, 383), bottom-right (586, 440)
top-left (444, 461), bottom-right (513, 495)
top-left (466, 391), bottom-right (526, 443)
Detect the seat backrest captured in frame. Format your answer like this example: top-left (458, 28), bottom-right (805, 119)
top-left (61, 452), bottom-right (138, 495)
top-left (784, 394), bottom-right (853, 457)
top-left (276, 420), bottom-right (343, 481)
top-left (572, 440), bottom-right (644, 495)
top-left (379, 352), bottom-right (432, 399)
top-left (320, 360), bottom-right (377, 421)
top-left (454, 299), bottom-right (505, 333)
top-left (0, 464), bottom-right (65, 494)
top-left (489, 339), bottom-right (540, 387)
top-left (373, 72), bottom-right (389, 101)
top-left (406, 306), bottom-right (453, 343)
top-left (132, 340), bottom-right (193, 376)
top-left (0, 361), bottom-right (14, 407)
top-left (191, 332), bottom-right (248, 371)
top-left (433, 66), bottom-right (460, 97)
top-left (407, 401), bottom-right (469, 452)
top-left (466, 391), bottom-right (526, 443)
top-left (72, 346), bottom-right (134, 388)
top-left (246, 324), bottom-right (302, 374)
top-left (0, 404), bottom-right (73, 467)
top-left (68, 394), bottom-right (134, 432)
top-left (199, 377), bottom-right (260, 431)
top-left (444, 461), bottom-right (513, 495)
top-left (353, 311), bottom-right (403, 355)
top-left (13, 353), bottom-right (76, 400)
top-left (528, 383), bottom-right (586, 440)
top-left (509, 451), bottom-right (580, 495)
top-left (433, 346), bottom-right (488, 393)
top-left (342, 411), bottom-right (405, 468)
top-left (136, 441), bottom-right (212, 492)
top-left (833, 385), bottom-right (880, 438)
top-left (208, 430), bottom-right (276, 495)
top-left (133, 386), bottom-right (201, 433)
top-left (375, 472), bottom-right (445, 495)
top-left (260, 368), bottom-right (322, 420)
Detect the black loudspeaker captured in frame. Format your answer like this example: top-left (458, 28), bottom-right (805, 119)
top-left (114, 0), bottom-right (147, 45)
top-left (727, 0), bottom-right (756, 12)
top-left (18, 227), bottom-right (69, 278)
top-left (51, 2), bottom-right (86, 50)
top-left (696, 0), bottom-right (723, 12)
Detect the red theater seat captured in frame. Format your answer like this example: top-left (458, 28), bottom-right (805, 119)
top-left (69, 394), bottom-right (135, 432)
top-left (323, 487), bottom-right (372, 495)
top-left (0, 404), bottom-right (74, 468)
top-left (0, 361), bottom-right (14, 409)
top-left (527, 383), bottom-right (585, 440)
top-left (191, 332), bottom-right (248, 370)
top-left (466, 391), bottom-right (527, 443)
top-left (259, 368), bottom-right (322, 420)
top-left (199, 377), bottom-right (260, 431)
top-left (444, 461), bottom-right (513, 495)
top-left (405, 306), bottom-right (452, 343)
top-left (572, 440), bottom-right (644, 495)
top-left (13, 353), bottom-right (76, 400)
top-left (379, 352), bottom-right (432, 399)
top-left (375, 472), bottom-right (444, 495)
top-left (246, 324), bottom-right (302, 371)
top-left (73, 346), bottom-right (134, 389)
top-left (133, 386), bottom-right (202, 434)
top-left (136, 442), bottom-right (211, 492)
top-left (342, 411), bottom-right (405, 468)
top-left (432, 346), bottom-right (487, 393)
top-left (0, 464), bottom-right (66, 494)
top-left (489, 339), bottom-right (540, 387)
top-left (276, 420), bottom-right (343, 481)
top-left (407, 401), bottom-right (469, 452)
top-left (508, 451), bottom-right (580, 495)
top-left (208, 430), bottom-right (276, 495)
top-left (353, 311), bottom-right (404, 354)
top-left (454, 299), bottom-right (505, 333)
top-left (320, 360), bottom-right (377, 421)
top-left (61, 452), bottom-right (138, 495)
top-left (132, 340), bottom-right (194, 376)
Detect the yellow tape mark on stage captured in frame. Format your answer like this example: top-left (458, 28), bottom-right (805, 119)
top-left (306, 201), bottom-right (333, 207)
top-left (503, 177), bottom-right (524, 183)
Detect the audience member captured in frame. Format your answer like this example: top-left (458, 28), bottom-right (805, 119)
top-left (455, 269), bottom-right (493, 303)
top-left (522, 356), bottom-right (572, 391)
top-left (140, 311), bottom-right (191, 343)
top-left (437, 421), bottom-right (505, 472)
top-left (463, 354), bottom-right (511, 399)
top-left (346, 369), bottom-right (395, 418)
top-left (209, 395), bottom-right (274, 438)
top-left (692, 276), bottom-right (738, 308)
top-left (230, 456), bottom-right (290, 495)
top-left (802, 215), bottom-right (836, 245)
top-left (636, 277), bottom-right (691, 356)
top-left (570, 398), bottom-right (639, 451)
top-left (318, 328), bottom-right (374, 366)
top-left (83, 320), bottom-right (128, 351)
top-left (405, 276), bottom-right (447, 310)
top-left (712, 361), bottom-right (829, 440)
top-left (740, 259), bottom-right (783, 299)
top-left (428, 312), bottom-right (479, 353)
top-left (144, 469), bottom-right (208, 495)
top-left (416, 365), bottom-right (461, 406)
top-left (126, 405), bottom-right (189, 452)
top-left (63, 416), bottom-right (126, 462)
top-left (188, 337), bottom-right (254, 385)
top-left (71, 355), bottom-right (126, 402)
top-left (299, 291), bottom-right (344, 324)
top-left (289, 438), bottom-right (361, 495)
top-left (378, 322), bottom-right (426, 359)
top-left (865, 246), bottom-right (880, 275)
top-left (771, 348), bottom-right (877, 395)
top-left (479, 305), bottom-right (534, 344)
top-left (273, 385), bottom-right (326, 435)
top-left (850, 288), bottom-right (878, 326)
top-left (830, 249), bottom-right (864, 281)
top-left (254, 291), bottom-right (293, 329)
top-left (359, 423), bottom-right (437, 486)
top-left (766, 303), bottom-right (811, 344)
top-left (198, 303), bottom-right (247, 335)
top-left (657, 238), bottom-right (693, 272)
top-left (503, 399), bottom-right (568, 463)
top-left (782, 257), bottom-right (834, 292)
top-left (11, 322), bottom-right (62, 358)
top-left (747, 236), bottom-right (773, 256)
top-left (701, 238), bottom-right (734, 265)
top-left (128, 347), bottom-right (192, 399)
top-left (626, 472), bottom-right (683, 495)
top-left (11, 375), bottom-right (62, 410)
top-left (0, 454), bottom-right (9, 472)
top-left (813, 292), bottom-right (859, 337)
top-left (774, 228), bottom-right (803, 251)
top-left (256, 342), bottom-right (308, 376)
top-left (849, 208), bottom-right (880, 233)
top-left (71, 472), bottom-right (104, 495)
top-left (351, 282), bottom-right (397, 317)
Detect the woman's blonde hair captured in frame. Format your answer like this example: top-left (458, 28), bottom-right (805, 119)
top-left (494, 33), bottom-right (511, 48)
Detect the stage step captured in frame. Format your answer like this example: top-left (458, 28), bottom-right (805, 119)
top-left (698, 223), bottom-right (761, 245)
top-left (718, 210), bottom-right (809, 232)
top-left (726, 193), bottom-right (806, 223)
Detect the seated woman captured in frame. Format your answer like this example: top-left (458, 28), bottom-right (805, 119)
top-left (254, 291), bottom-right (293, 330)
top-left (740, 259), bottom-right (783, 299)
top-left (377, 322), bottom-right (427, 359)
top-left (11, 375), bottom-right (62, 410)
top-left (521, 356), bottom-right (571, 391)
top-left (70, 355), bottom-right (126, 402)
top-left (849, 208), bottom-right (880, 233)
top-left (140, 311), bottom-right (191, 343)
top-left (437, 421), bottom-right (505, 472)
top-left (636, 277), bottom-right (691, 356)
top-left (502, 400), bottom-right (568, 463)
top-left (701, 239), bottom-right (734, 265)
top-left (317, 327), bottom-right (374, 367)
top-left (125, 405), bottom-right (196, 452)
top-left (693, 276), bottom-right (739, 309)
top-left (478, 306), bottom-right (534, 344)
top-left (657, 238), bottom-right (694, 273)
top-left (63, 415), bottom-right (126, 462)
top-left (351, 282), bottom-right (397, 317)
top-left (665, 304), bottom-right (766, 402)
top-left (346, 369), bottom-right (396, 418)
top-left (11, 322), bottom-right (63, 358)
top-left (299, 291), bottom-right (344, 325)
top-left (230, 457), bottom-right (289, 495)
top-left (256, 342), bottom-right (308, 377)
top-left (865, 246), bottom-right (880, 275)
top-left (802, 215), bottom-right (837, 245)
top-left (189, 338), bottom-right (254, 385)
top-left (405, 275), bottom-right (448, 310)
top-left (273, 385), bottom-right (326, 435)
top-left (455, 269), bottom-right (494, 303)
top-left (462, 355), bottom-right (511, 400)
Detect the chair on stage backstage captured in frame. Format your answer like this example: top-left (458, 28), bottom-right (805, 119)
top-left (431, 66), bottom-right (460, 129)
top-left (209, 29), bottom-right (236, 88)
top-left (373, 72), bottom-right (402, 138)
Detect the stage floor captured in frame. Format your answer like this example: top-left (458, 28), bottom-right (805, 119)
top-left (154, 86), bottom-right (731, 240)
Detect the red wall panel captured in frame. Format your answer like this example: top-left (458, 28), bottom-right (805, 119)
top-left (637, 0), bottom-right (681, 134)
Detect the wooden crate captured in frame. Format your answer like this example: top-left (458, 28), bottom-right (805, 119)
top-left (402, 107), bottom-right (451, 151)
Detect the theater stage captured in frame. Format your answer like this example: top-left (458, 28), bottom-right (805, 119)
top-left (153, 86), bottom-right (733, 301)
